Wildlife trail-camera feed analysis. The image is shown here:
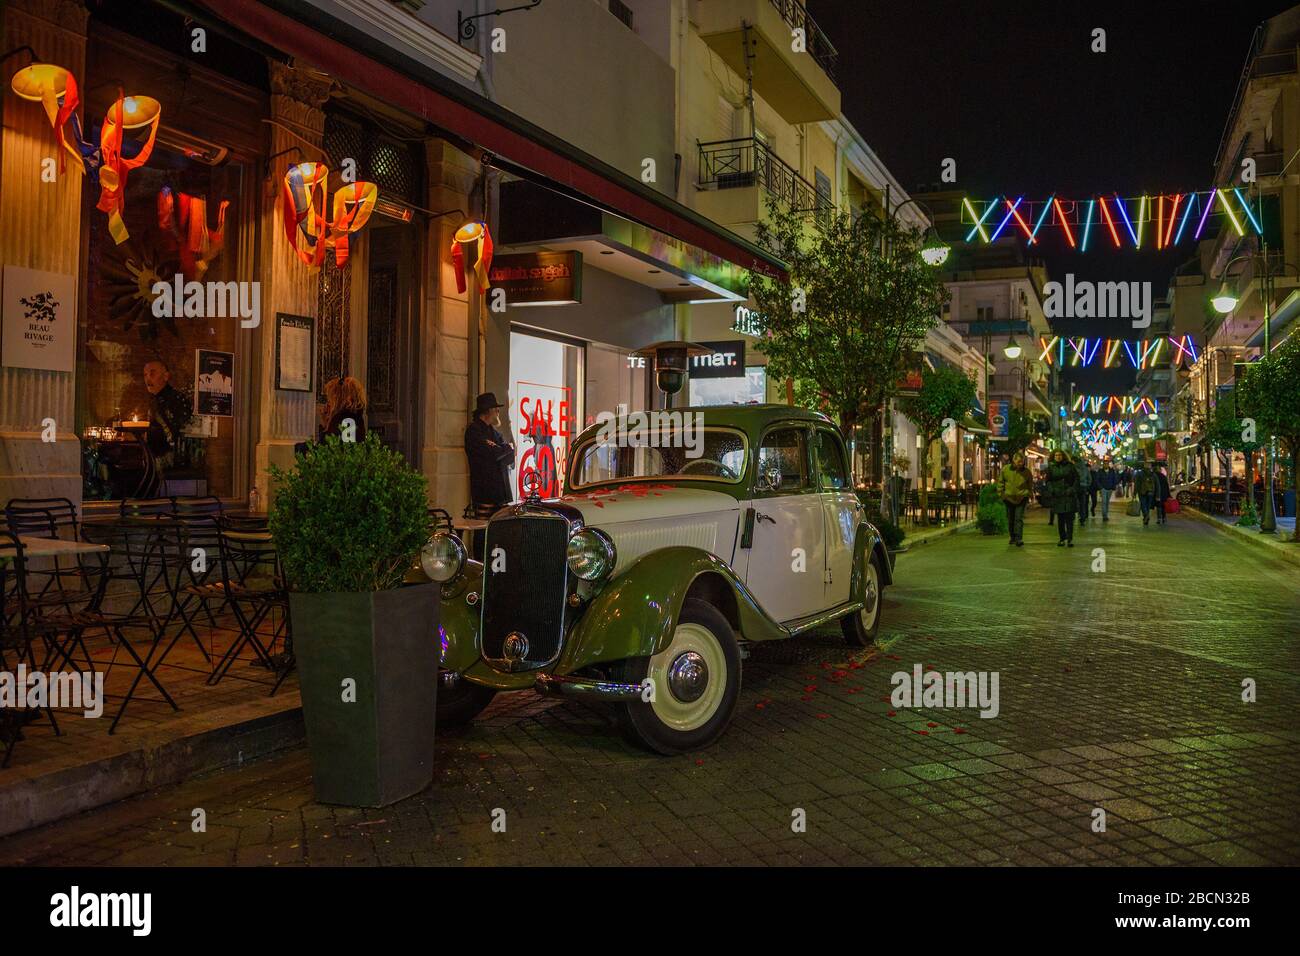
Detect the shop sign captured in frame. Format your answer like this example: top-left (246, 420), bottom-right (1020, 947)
top-left (515, 382), bottom-right (572, 499)
top-left (990, 399), bottom-right (1010, 438)
top-left (690, 340), bottom-right (746, 379)
top-left (1, 265), bottom-right (77, 372)
top-left (1155, 439), bottom-right (1167, 462)
top-left (490, 252), bottom-right (582, 306)
top-left (731, 305), bottom-right (765, 336)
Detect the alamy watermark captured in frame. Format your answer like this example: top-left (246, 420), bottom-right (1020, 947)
top-left (890, 663), bottom-right (1000, 719)
top-left (0, 665), bottom-right (104, 718)
top-left (150, 274), bottom-right (260, 328)
top-left (593, 410), bottom-right (704, 458)
top-left (1043, 273), bottom-right (1151, 329)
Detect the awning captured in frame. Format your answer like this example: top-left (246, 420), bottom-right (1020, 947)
top-left (190, 0), bottom-right (789, 283)
top-left (960, 414), bottom-right (991, 435)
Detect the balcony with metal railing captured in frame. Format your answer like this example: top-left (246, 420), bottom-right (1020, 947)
top-left (767, 0), bottom-right (838, 81)
top-left (695, 0), bottom-right (841, 123)
top-left (697, 137), bottom-right (833, 225)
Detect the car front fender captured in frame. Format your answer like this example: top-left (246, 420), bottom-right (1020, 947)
top-left (556, 546), bottom-right (785, 673)
top-left (438, 557), bottom-right (484, 674)
top-left (853, 521), bottom-right (894, 598)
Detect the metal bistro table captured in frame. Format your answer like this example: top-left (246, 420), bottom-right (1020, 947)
top-left (13, 536), bottom-right (110, 559)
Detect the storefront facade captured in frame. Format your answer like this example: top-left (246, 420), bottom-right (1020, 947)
top-left (0, 0), bottom-right (780, 520)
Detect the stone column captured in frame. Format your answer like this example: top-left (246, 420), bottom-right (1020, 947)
top-left (0, 0), bottom-right (88, 508)
top-left (251, 62), bottom-right (333, 509)
top-left (421, 139), bottom-right (479, 515)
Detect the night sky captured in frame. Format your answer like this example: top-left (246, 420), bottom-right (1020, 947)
top-left (808, 0), bottom-right (1295, 393)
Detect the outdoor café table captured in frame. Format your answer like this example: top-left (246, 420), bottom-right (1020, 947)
top-left (452, 517), bottom-right (489, 534)
top-left (14, 536), bottom-right (110, 559)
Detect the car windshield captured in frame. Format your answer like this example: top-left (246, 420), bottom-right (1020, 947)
top-left (571, 427), bottom-right (748, 487)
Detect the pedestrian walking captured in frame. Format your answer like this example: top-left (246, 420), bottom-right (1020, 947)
top-left (1135, 461), bottom-right (1156, 525)
top-left (1154, 465), bottom-right (1171, 525)
top-left (1088, 462), bottom-right (1100, 516)
top-left (1046, 449), bottom-right (1079, 547)
top-left (1097, 460), bottom-right (1118, 521)
top-left (997, 451), bottom-right (1034, 547)
top-left (1075, 453), bottom-right (1092, 527)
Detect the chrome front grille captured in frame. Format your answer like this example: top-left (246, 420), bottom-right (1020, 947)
top-left (479, 510), bottom-right (570, 670)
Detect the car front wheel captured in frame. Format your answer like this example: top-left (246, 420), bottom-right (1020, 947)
top-left (436, 676), bottom-right (497, 728)
top-left (616, 598), bottom-right (741, 755)
top-left (842, 550), bottom-right (884, 647)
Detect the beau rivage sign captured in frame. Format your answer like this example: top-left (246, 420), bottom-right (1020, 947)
top-left (488, 251), bottom-right (582, 306)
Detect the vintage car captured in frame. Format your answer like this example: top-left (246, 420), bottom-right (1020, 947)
top-left (421, 404), bottom-right (893, 754)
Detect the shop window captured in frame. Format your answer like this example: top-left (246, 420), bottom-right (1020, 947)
top-left (80, 145), bottom-right (247, 501)
top-left (509, 331), bottom-right (581, 500)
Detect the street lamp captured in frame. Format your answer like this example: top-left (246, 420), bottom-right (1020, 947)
top-left (920, 234), bottom-right (951, 266)
top-left (1206, 249), bottom-right (1300, 534)
top-left (1003, 335), bottom-right (1022, 360)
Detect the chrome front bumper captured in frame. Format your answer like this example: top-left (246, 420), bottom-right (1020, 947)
top-left (534, 673), bottom-right (643, 701)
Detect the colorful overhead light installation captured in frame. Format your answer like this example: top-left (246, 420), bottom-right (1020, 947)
top-left (10, 61), bottom-right (161, 242)
top-left (1037, 335), bottom-right (1198, 369)
top-left (960, 191), bottom-right (1262, 249)
top-left (1071, 395), bottom-right (1159, 416)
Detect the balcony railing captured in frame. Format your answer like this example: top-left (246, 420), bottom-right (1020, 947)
top-left (698, 137), bottom-right (833, 222)
top-left (1215, 24), bottom-right (1299, 169)
top-left (768, 0), bottom-right (838, 82)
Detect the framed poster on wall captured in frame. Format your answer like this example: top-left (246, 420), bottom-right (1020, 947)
top-left (275, 312), bottom-right (314, 392)
top-left (195, 349), bottom-right (235, 417)
top-left (1, 265), bottom-right (78, 372)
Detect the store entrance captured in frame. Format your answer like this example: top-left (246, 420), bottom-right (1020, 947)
top-left (364, 220), bottom-right (420, 467)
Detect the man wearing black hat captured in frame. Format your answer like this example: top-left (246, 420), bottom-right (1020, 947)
top-left (465, 392), bottom-right (515, 517)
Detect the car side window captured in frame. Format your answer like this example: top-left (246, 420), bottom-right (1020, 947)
top-left (755, 427), bottom-right (811, 495)
top-left (815, 429), bottom-right (849, 491)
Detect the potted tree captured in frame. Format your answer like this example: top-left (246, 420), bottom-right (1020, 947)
top-left (270, 434), bottom-right (436, 807)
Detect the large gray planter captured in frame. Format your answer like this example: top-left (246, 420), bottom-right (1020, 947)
top-left (289, 582), bottom-right (439, 807)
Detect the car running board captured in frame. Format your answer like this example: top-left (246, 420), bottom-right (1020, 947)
top-left (783, 600), bottom-right (864, 637)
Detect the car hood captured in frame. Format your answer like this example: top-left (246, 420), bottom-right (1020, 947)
top-left (555, 484), bottom-right (742, 573)
top-left (557, 484), bottom-right (740, 525)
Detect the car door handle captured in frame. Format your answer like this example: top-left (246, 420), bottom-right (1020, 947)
top-left (756, 512), bottom-right (776, 525)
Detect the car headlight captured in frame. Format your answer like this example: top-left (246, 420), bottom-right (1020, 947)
top-left (421, 532), bottom-right (466, 583)
top-left (566, 528), bottom-right (615, 581)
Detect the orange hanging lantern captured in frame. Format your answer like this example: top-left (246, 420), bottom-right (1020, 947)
top-left (10, 62), bottom-right (84, 172)
top-left (281, 162), bottom-right (377, 269)
top-left (451, 220), bottom-right (493, 294)
top-left (96, 94), bottom-right (161, 244)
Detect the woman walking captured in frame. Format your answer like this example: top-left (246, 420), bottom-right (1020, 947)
top-left (997, 451), bottom-right (1034, 547)
top-left (1046, 449), bottom-right (1079, 547)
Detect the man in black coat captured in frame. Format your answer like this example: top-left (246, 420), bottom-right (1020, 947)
top-left (465, 392), bottom-right (515, 514)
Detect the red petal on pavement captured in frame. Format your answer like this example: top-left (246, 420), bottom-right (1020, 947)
top-left (915, 730), bottom-right (929, 735)
top-left (953, 728), bottom-right (967, 734)
top-left (695, 759), bottom-right (704, 766)
top-left (927, 722), bottom-right (938, 727)
top-left (803, 685), bottom-right (817, 693)
top-left (801, 695), bottom-right (813, 701)
top-left (886, 710), bottom-right (897, 717)
top-left (878, 696), bottom-right (892, 702)
top-left (815, 713), bottom-right (829, 719)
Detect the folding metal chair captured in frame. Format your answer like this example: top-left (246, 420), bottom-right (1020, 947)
top-left (4, 497), bottom-right (82, 601)
top-left (39, 519), bottom-right (183, 734)
top-left (1, 533), bottom-right (62, 766)
top-left (208, 518), bottom-right (292, 692)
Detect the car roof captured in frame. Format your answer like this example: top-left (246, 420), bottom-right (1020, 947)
top-left (572, 404), bottom-right (836, 442)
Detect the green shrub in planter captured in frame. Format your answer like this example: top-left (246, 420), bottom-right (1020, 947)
top-left (269, 434), bottom-right (438, 807)
top-left (1236, 500), bottom-right (1259, 528)
top-left (269, 434), bottom-right (428, 591)
top-left (976, 483), bottom-right (1008, 535)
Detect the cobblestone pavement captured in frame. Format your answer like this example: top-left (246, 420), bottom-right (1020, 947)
top-left (2, 504), bottom-right (1298, 866)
